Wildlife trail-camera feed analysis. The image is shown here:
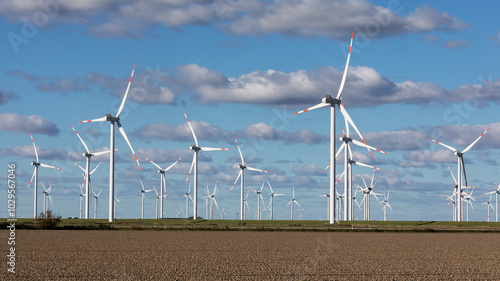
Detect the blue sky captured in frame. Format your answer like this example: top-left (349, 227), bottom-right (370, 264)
top-left (1, 0), bottom-right (500, 221)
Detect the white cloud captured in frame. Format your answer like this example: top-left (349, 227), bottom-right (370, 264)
top-left (0, 113), bottom-right (60, 135)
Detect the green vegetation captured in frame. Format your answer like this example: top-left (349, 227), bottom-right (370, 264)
top-left (1, 217), bottom-right (499, 232)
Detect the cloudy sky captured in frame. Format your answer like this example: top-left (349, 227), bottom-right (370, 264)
top-left (2, 0), bottom-right (500, 221)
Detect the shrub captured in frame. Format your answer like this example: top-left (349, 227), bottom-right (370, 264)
top-left (37, 210), bottom-right (62, 229)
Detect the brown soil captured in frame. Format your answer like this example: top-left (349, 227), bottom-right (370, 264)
top-left (2, 230), bottom-right (500, 280)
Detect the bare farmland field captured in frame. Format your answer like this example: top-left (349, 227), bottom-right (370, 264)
top-left (2, 230), bottom-right (500, 280)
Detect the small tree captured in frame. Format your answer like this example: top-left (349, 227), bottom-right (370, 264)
top-left (37, 210), bottom-right (62, 229)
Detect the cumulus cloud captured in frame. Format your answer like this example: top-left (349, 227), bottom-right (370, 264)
top-left (224, 0), bottom-right (467, 39)
top-left (240, 122), bottom-right (328, 144)
top-left (0, 113), bottom-right (60, 135)
top-left (0, 0), bottom-right (465, 39)
top-left (0, 144), bottom-right (66, 160)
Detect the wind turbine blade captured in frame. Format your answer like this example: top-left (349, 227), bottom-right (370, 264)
top-left (90, 161), bottom-right (103, 175)
top-left (294, 200), bottom-right (302, 208)
top-left (336, 142), bottom-right (346, 159)
top-left (182, 110), bottom-right (198, 147)
top-left (370, 169), bottom-right (376, 187)
top-left (352, 139), bottom-right (388, 155)
top-left (117, 123), bottom-right (141, 171)
top-left (286, 200), bottom-right (292, 206)
top-left (97, 190), bottom-right (102, 197)
top-left (293, 102), bottom-right (329, 115)
top-left (27, 169), bottom-right (36, 190)
top-left (463, 128), bottom-right (489, 153)
top-left (229, 170), bottom-right (242, 192)
top-left (361, 175), bottom-right (368, 189)
top-left (447, 165), bottom-right (457, 185)
top-left (336, 31), bottom-right (354, 100)
top-left (214, 182), bottom-right (218, 195)
top-left (116, 65), bottom-right (135, 118)
top-left (48, 195), bottom-right (53, 208)
top-left (30, 133), bottom-right (39, 163)
top-left (40, 163), bottom-right (61, 170)
top-left (339, 102), bottom-right (372, 157)
top-left (461, 157), bottom-right (468, 189)
top-left (266, 180), bottom-right (274, 194)
top-left (79, 117), bottom-right (107, 123)
top-left (428, 138), bottom-right (457, 152)
top-left (322, 163), bottom-right (330, 173)
top-left (371, 192), bottom-right (382, 204)
top-left (246, 166), bottom-right (269, 173)
top-left (184, 155), bottom-right (196, 185)
top-left (73, 162), bottom-right (86, 173)
top-left (353, 161), bottom-right (381, 171)
top-left (165, 156), bottom-right (182, 171)
top-left (213, 198), bottom-right (219, 209)
top-left (92, 190), bottom-right (97, 197)
top-left (234, 136), bottom-right (245, 165)
top-left (143, 156), bottom-right (162, 170)
top-left (138, 175), bottom-right (145, 190)
top-left (336, 170), bottom-right (345, 184)
top-left (70, 125), bottom-right (90, 154)
top-left (200, 147), bottom-right (231, 151)
top-left (293, 186), bottom-right (295, 198)
top-left (259, 180), bottom-right (265, 193)
top-left (153, 186), bottom-right (158, 196)
top-left (93, 149), bottom-right (115, 157)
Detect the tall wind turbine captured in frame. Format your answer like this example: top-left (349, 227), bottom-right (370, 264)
top-left (92, 190), bottom-right (102, 219)
top-left (138, 176), bottom-right (154, 219)
top-left (143, 156), bottom-right (182, 218)
top-left (205, 182), bottom-right (219, 220)
top-left (429, 128), bottom-right (489, 221)
top-left (252, 180), bottom-right (266, 221)
top-left (70, 125), bottom-right (113, 219)
top-left (286, 186), bottom-right (301, 220)
top-left (481, 194), bottom-right (495, 222)
top-left (319, 194), bottom-right (330, 221)
top-left (479, 183), bottom-right (500, 222)
top-left (114, 198), bottom-right (120, 220)
top-left (41, 182), bottom-right (53, 218)
top-left (381, 191), bottom-right (392, 221)
top-left (79, 66), bottom-right (141, 222)
top-left (267, 180), bottom-right (283, 220)
top-left (182, 110), bottom-right (230, 220)
top-left (220, 207), bottom-right (226, 220)
top-left (27, 133), bottom-right (61, 218)
top-left (152, 186), bottom-right (166, 219)
top-left (293, 32), bottom-right (358, 224)
top-left (243, 190), bottom-right (250, 219)
top-left (182, 180), bottom-right (193, 219)
top-left (230, 137), bottom-right (269, 220)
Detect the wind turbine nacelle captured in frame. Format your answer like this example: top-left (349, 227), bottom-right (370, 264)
top-left (238, 164), bottom-right (246, 169)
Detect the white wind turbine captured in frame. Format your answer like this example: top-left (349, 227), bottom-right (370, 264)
top-left (26, 133), bottom-right (61, 218)
top-left (294, 32), bottom-right (358, 224)
top-left (319, 194), bottom-right (330, 221)
top-left (462, 190), bottom-right (476, 222)
top-left (175, 208), bottom-right (180, 218)
top-left (252, 181), bottom-right (267, 221)
top-left (70, 125), bottom-right (113, 219)
top-left (205, 182), bottom-right (219, 220)
top-left (78, 183), bottom-right (84, 219)
top-left (138, 176), bottom-right (154, 219)
top-left (230, 137), bottom-right (269, 220)
top-left (182, 110), bottom-right (230, 220)
top-left (429, 128), bottom-right (489, 221)
top-left (481, 194), bottom-right (495, 222)
top-left (182, 180), bottom-right (193, 219)
top-left (243, 190), bottom-right (250, 220)
top-left (41, 182), bottom-right (53, 218)
top-left (479, 183), bottom-right (500, 222)
top-left (220, 207), bottom-right (227, 220)
top-left (143, 156), bottom-right (182, 219)
top-left (286, 186), bottom-right (301, 220)
top-left (152, 186), bottom-right (166, 219)
top-left (92, 190), bottom-right (102, 219)
top-left (357, 170), bottom-right (383, 221)
top-left (335, 191), bottom-right (344, 221)
top-left (267, 180), bottom-right (283, 220)
top-left (299, 208), bottom-right (304, 220)
top-left (381, 191), bottom-right (392, 221)
top-left (114, 198), bottom-right (120, 219)
top-left (79, 65), bottom-right (142, 222)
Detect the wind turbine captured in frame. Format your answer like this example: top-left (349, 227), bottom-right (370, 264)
top-left (462, 190), bottom-right (476, 222)
top-left (252, 180), bottom-right (266, 221)
top-left (220, 207), bottom-right (227, 220)
top-left (114, 198), bottom-right (120, 219)
top-left (286, 186), bottom-right (301, 220)
top-left (92, 190), bottom-right (102, 219)
top-left (153, 187), bottom-right (160, 219)
top-left (479, 183), bottom-right (500, 222)
top-left (243, 190), bottom-right (250, 220)
top-left (429, 128), bottom-right (489, 221)
top-left (182, 179), bottom-right (193, 219)
top-left (319, 194), bottom-right (330, 221)
top-left (175, 208), bottom-right (180, 218)
top-left (205, 182), bottom-right (219, 220)
top-left (143, 156), bottom-right (182, 219)
top-left (70, 125), bottom-right (113, 219)
top-left (230, 137), bottom-right (269, 220)
top-left (79, 65), bottom-right (142, 223)
top-left (381, 191), bottom-right (392, 221)
top-left (182, 110), bottom-right (230, 220)
top-left (138, 176), bottom-right (154, 219)
top-left (267, 180), bottom-right (283, 220)
top-left (293, 32), bottom-right (358, 224)
top-left (41, 182), bottom-right (53, 218)
top-left (481, 194), bottom-right (495, 222)
top-left (26, 133), bottom-right (61, 218)
top-left (357, 170), bottom-right (383, 221)
top-left (78, 183), bottom-right (84, 219)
